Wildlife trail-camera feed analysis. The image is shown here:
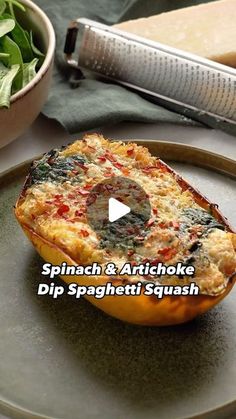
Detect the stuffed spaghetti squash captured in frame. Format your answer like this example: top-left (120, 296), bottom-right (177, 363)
top-left (15, 134), bottom-right (236, 325)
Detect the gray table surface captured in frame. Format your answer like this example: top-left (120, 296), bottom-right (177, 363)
top-left (0, 117), bottom-right (235, 419)
top-left (0, 115), bottom-right (235, 174)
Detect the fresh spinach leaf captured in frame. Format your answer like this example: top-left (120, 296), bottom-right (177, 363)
top-left (0, 0), bottom-right (44, 108)
top-left (0, 52), bottom-right (9, 57)
top-left (2, 12), bottom-right (33, 61)
top-left (0, 34), bottom-right (23, 90)
top-left (0, 0), bottom-right (6, 16)
top-left (29, 30), bottom-right (44, 67)
top-left (0, 18), bottom-right (14, 37)
top-left (6, 1), bottom-right (14, 18)
top-left (5, 0), bottom-right (25, 13)
top-left (0, 60), bottom-right (7, 76)
top-left (0, 62), bottom-right (19, 107)
top-left (22, 57), bottom-right (38, 87)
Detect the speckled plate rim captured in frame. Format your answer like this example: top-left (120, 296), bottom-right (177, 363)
top-left (0, 140), bottom-right (236, 419)
top-left (1, 396), bottom-right (236, 419)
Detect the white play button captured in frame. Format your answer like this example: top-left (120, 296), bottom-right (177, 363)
top-left (86, 177), bottom-right (151, 244)
top-left (109, 197), bottom-right (131, 223)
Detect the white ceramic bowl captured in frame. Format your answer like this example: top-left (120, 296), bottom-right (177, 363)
top-left (0, 0), bottom-right (56, 148)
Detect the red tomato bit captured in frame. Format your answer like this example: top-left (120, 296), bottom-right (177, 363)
top-left (130, 261), bottom-right (138, 266)
top-left (113, 162), bottom-right (123, 169)
top-left (158, 247), bottom-right (177, 261)
top-left (75, 210), bottom-right (83, 217)
top-left (80, 229), bottom-right (89, 237)
top-left (77, 188), bottom-right (90, 196)
top-left (127, 148), bottom-right (134, 156)
top-left (97, 156), bottom-right (106, 162)
top-left (104, 151), bottom-right (123, 169)
top-left (142, 166), bottom-right (159, 174)
top-left (75, 162), bottom-right (88, 172)
top-left (170, 221), bottom-right (180, 230)
top-left (127, 249), bottom-right (135, 257)
top-left (150, 258), bottom-right (162, 265)
top-left (146, 218), bottom-right (155, 228)
top-left (57, 204), bottom-right (70, 216)
top-left (83, 184), bottom-right (93, 190)
top-left (54, 194), bottom-right (63, 200)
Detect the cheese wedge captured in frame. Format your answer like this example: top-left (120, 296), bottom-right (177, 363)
top-left (115, 0), bottom-right (236, 67)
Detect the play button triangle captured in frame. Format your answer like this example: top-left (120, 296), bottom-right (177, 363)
top-left (109, 197), bottom-right (131, 223)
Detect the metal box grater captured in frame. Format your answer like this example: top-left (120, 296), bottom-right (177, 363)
top-left (64, 18), bottom-right (236, 129)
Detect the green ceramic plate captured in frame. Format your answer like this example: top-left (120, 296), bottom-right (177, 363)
top-left (0, 141), bottom-right (236, 419)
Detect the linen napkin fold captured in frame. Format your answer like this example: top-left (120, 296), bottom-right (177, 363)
top-left (34, 0), bottom-right (231, 134)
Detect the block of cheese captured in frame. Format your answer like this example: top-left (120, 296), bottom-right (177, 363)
top-left (115, 0), bottom-right (236, 68)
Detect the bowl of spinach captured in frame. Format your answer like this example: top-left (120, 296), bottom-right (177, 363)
top-left (0, 0), bottom-right (55, 148)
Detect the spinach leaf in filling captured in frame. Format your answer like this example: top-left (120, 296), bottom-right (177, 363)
top-left (27, 149), bottom-right (87, 186)
top-left (99, 211), bottom-right (148, 251)
top-left (180, 208), bottom-right (225, 234)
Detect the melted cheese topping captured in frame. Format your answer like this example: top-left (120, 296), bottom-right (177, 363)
top-left (16, 134), bottom-right (236, 296)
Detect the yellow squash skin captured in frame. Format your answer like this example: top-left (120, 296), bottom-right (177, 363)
top-left (18, 222), bottom-right (235, 326)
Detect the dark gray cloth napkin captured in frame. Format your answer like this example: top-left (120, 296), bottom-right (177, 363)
top-left (34, 0), bottom-right (221, 133)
